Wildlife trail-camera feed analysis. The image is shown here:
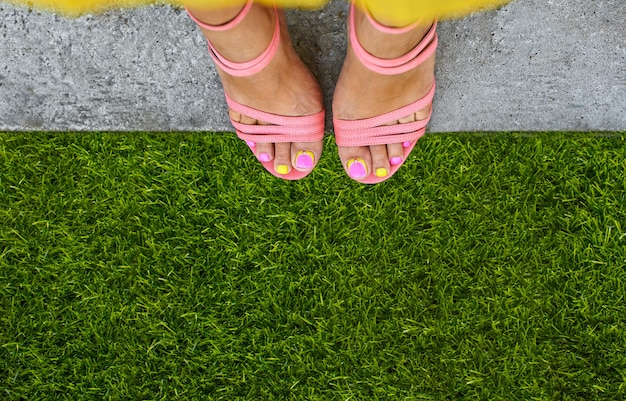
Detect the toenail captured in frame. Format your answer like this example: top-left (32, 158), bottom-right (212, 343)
top-left (347, 158), bottom-right (368, 179)
top-left (246, 141), bottom-right (256, 147)
top-left (276, 164), bottom-right (289, 175)
top-left (402, 141), bottom-right (412, 148)
top-left (390, 156), bottom-right (403, 165)
top-left (295, 151), bottom-right (315, 169)
top-left (375, 167), bottom-right (388, 178)
top-left (259, 153), bottom-right (271, 162)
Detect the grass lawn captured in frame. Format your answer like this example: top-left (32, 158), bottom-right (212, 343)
top-left (1, 132), bottom-right (625, 400)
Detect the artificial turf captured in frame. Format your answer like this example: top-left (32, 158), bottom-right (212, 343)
top-left (0, 132), bottom-right (625, 400)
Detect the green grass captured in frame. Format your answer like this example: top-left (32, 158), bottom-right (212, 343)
top-left (1, 132), bottom-right (625, 400)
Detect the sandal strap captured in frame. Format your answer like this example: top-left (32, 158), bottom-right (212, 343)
top-left (186, 1), bottom-right (281, 77)
top-left (333, 82), bottom-right (435, 147)
top-left (186, 0), bottom-right (254, 32)
top-left (349, 2), bottom-right (438, 76)
top-left (362, 3), bottom-right (423, 34)
top-left (227, 94), bottom-right (325, 143)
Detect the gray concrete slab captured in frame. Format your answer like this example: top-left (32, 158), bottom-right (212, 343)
top-left (0, 0), bottom-right (624, 132)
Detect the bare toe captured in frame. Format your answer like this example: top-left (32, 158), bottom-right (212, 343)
top-left (255, 142), bottom-right (274, 163)
top-left (370, 144), bottom-right (391, 178)
top-left (387, 142), bottom-right (404, 166)
top-left (338, 146), bottom-right (371, 180)
top-left (291, 141), bottom-right (323, 172)
top-left (273, 142), bottom-right (292, 176)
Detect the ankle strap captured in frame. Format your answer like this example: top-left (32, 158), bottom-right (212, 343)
top-left (349, 2), bottom-right (437, 76)
top-left (362, 4), bottom-right (423, 34)
top-left (186, 0), bottom-right (254, 32)
top-left (186, 1), bottom-right (281, 77)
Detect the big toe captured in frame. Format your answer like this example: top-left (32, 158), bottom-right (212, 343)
top-left (291, 141), bottom-right (323, 173)
top-left (338, 146), bottom-right (372, 181)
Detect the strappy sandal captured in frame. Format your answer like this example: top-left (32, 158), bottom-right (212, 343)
top-left (186, 0), bottom-right (325, 180)
top-left (333, 2), bottom-right (437, 184)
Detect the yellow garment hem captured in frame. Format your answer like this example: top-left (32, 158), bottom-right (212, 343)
top-left (3, 0), bottom-right (511, 23)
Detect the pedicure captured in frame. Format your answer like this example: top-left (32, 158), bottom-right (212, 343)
top-left (275, 164), bottom-right (289, 175)
top-left (294, 151), bottom-right (315, 169)
top-left (402, 141), bottom-right (412, 148)
top-left (389, 156), bottom-right (403, 165)
top-left (259, 153), bottom-right (271, 162)
top-left (347, 158), bottom-right (368, 179)
top-left (246, 141), bottom-right (256, 147)
top-left (375, 167), bottom-right (388, 178)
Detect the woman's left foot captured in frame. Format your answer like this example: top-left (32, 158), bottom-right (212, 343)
top-left (187, 2), bottom-right (324, 180)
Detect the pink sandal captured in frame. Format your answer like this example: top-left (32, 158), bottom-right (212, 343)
top-left (333, 3), bottom-right (438, 184)
top-left (187, 0), bottom-right (325, 180)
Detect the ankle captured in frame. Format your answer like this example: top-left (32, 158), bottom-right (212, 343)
top-left (355, 8), bottom-right (433, 59)
top-left (193, 3), bottom-right (276, 63)
top-left (187, 2), bottom-right (247, 26)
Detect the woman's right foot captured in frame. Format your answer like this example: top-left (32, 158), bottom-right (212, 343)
top-left (332, 5), bottom-right (436, 182)
top-left (187, 2), bottom-right (324, 177)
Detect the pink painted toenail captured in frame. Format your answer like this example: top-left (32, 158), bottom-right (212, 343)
top-left (347, 158), bottom-right (368, 179)
top-left (390, 156), bottom-right (403, 165)
top-left (246, 141), bottom-right (256, 147)
top-left (402, 141), bottom-right (412, 148)
top-left (259, 153), bottom-right (271, 162)
top-left (295, 151), bottom-right (315, 169)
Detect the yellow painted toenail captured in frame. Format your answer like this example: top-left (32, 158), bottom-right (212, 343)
top-left (276, 164), bottom-right (289, 175)
top-left (375, 168), bottom-right (388, 178)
